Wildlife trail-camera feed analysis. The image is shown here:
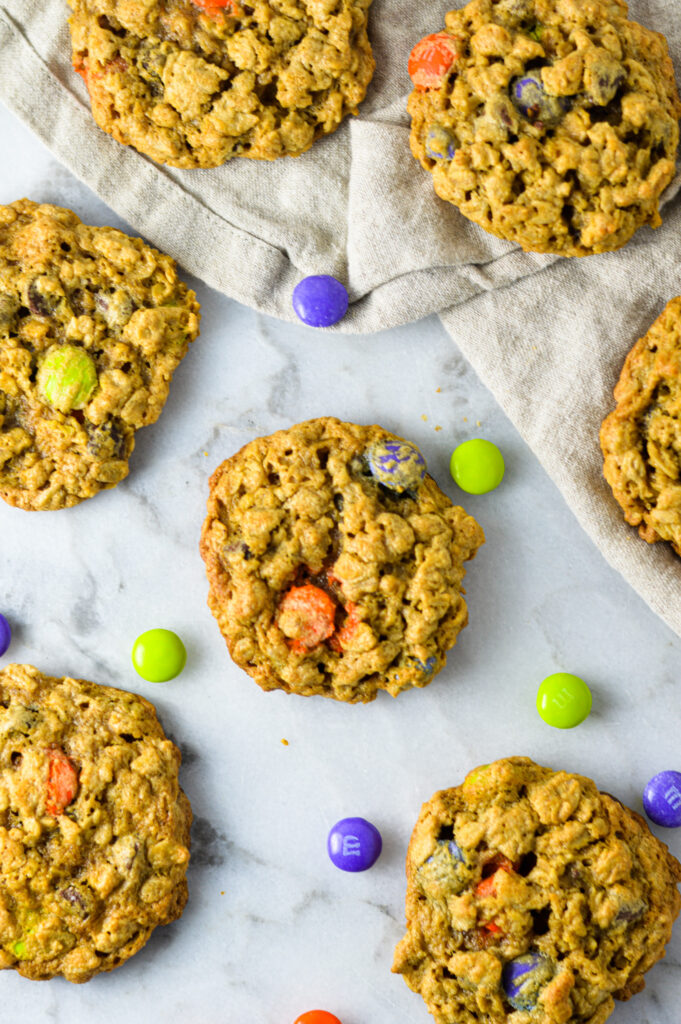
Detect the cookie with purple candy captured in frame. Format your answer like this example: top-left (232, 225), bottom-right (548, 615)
top-left (393, 756), bottom-right (681, 1024)
top-left (200, 417), bottom-right (484, 702)
top-left (407, 0), bottom-right (681, 256)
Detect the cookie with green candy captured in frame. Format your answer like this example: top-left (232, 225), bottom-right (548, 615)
top-left (0, 199), bottom-right (200, 510)
top-left (200, 417), bottom-right (484, 702)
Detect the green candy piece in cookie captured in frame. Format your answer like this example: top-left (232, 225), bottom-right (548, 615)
top-left (37, 345), bottom-right (98, 413)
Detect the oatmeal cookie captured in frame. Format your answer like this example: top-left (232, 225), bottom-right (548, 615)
top-left (393, 756), bottom-right (681, 1024)
top-left (600, 298), bottom-right (681, 555)
top-left (0, 663), bottom-right (191, 982)
top-left (199, 417), bottom-right (484, 702)
top-left (68, 0), bottom-right (375, 168)
top-left (0, 199), bottom-right (200, 510)
top-left (407, 0), bottom-right (681, 256)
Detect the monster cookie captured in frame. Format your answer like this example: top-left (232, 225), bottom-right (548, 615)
top-left (0, 200), bottom-right (200, 510)
top-left (68, 0), bottom-right (375, 168)
top-left (199, 418), bottom-right (484, 702)
top-left (0, 663), bottom-right (191, 982)
top-left (393, 757), bottom-right (681, 1024)
top-left (600, 297), bottom-right (681, 555)
top-left (407, 0), bottom-right (681, 256)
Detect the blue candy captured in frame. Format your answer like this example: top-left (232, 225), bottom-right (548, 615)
top-left (425, 125), bottom-right (456, 161)
top-left (0, 613), bottom-right (10, 657)
top-left (366, 440), bottom-right (426, 493)
top-left (407, 655), bottom-right (438, 677)
top-left (427, 838), bottom-right (464, 864)
top-left (511, 75), bottom-right (567, 126)
top-left (502, 953), bottom-right (554, 1011)
top-left (292, 275), bottom-right (349, 328)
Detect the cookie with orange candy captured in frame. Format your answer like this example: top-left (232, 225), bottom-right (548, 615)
top-left (67, 0), bottom-right (374, 167)
top-left (0, 663), bottom-right (191, 982)
top-left (393, 757), bottom-right (681, 1024)
top-left (200, 417), bottom-right (484, 702)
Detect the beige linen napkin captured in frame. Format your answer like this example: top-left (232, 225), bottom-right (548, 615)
top-left (0, 0), bottom-right (680, 633)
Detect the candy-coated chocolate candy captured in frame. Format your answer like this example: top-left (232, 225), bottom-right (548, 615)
top-left (427, 838), bottom-right (464, 865)
top-left (294, 1012), bottom-right (342, 1024)
top-left (132, 628), bottom-right (187, 682)
top-left (366, 439), bottom-right (426, 493)
top-left (407, 655), bottom-right (437, 676)
top-left (408, 33), bottom-right (460, 92)
top-left (449, 439), bottom-right (504, 494)
top-left (537, 673), bottom-right (592, 729)
top-left (292, 275), bottom-right (349, 328)
top-left (643, 770), bottom-right (681, 827)
top-left (425, 125), bottom-right (456, 161)
top-left (510, 75), bottom-right (567, 125)
top-left (0, 613), bottom-right (11, 656)
top-left (37, 344), bottom-right (98, 413)
top-left (327, 816), bottom-right (382, 872)
top-left (502, 953), bottom-right (554, 1011)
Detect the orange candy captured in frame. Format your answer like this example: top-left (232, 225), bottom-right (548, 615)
top-left (294, 1013), bottom-right (342, 1024)
top-left (408, 33), bottom-right (460, 91)
top-left (191, 0), bottom-right (235, 7)
top-left (474, 855), bottom-right (515, 898)
top-left (45, 748), bottom-right (79, 817)
top-left (279, 584), bottom-right (337, 653)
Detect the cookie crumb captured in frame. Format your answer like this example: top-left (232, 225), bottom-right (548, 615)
top-left (281, 738), bottom-right (289, 746)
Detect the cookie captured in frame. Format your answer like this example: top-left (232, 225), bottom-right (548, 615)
top-left (600, 297), bottom-right (681, 555)
top-left (199, 417), bottom-right (484, 702)
top-left (68, 0), bottom-right (375, 168)
top-left (407, 0), bottom-right (681, 256)
top-left (393, 757), bottom-right (681, 1024)
top-left (0, 199), bottom-right (200, 510)
top-left (0, 663), bottom-right (191, 982)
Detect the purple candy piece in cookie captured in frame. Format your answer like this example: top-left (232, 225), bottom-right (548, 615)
top-left (292, 275), bottom-right (349, 328)
top-left (502, 953), bottom-right (553, 1011)
top-left (327, 817), bottom-right (382, 872)
top-left (366, 440), bottom-right (426, 493)
top-left (643, 771), bottom-right (681, 827)
top-left (0, 613), bottom-right (10, 657)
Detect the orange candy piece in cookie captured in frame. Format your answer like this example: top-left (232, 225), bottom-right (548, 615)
top-left (191, 0), bottom-right (236, 8)
top-left (408, 33), bottom-right (460, 91)
top-left (46, 748), bottom-right (79, 817)
top-left (279, 584), bottom-right (337, 653)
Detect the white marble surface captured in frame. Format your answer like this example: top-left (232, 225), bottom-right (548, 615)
top-left (0, 103), bottom-right (680, 1024)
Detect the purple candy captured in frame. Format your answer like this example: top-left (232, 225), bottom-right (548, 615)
top-left (643, 771), bottom-right (681, 827)
top-left (0, 613), bottom-right (10, 657)
top-left (292, 275), bottom-right (349, 328)
top-left (502, 953), bottom-right (553, 1011)
top-left (327, 817), bottom-right (382, 872)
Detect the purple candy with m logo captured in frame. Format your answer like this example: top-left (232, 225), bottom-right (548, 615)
top-left (366, 440), bottom-right (426, 493)
top-left (643, 771), bottom-right (681, 827)
top-left (327, 817), bottom-right (382, 872)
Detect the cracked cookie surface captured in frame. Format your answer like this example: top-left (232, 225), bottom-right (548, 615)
top-left (68, 0), bottom-right (375, 168)
top-left (0, 199), bottom-right (200, 510)
top-left (393, 756), bottom-right (681, 1024)
top-left (600, 297), bottom-right (681, 555)
top-left (408, 0), bottom-right (681, 256)
top-left (199, 417), bottom-right (484, 702)
top-left (0, 663), bottom-right (191, 983)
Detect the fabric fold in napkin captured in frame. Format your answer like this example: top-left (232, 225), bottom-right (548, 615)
top-left (0, 0), bottom-right (680, 635)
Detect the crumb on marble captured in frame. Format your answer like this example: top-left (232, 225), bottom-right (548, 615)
top-left (281, 738), bottom-right (289, 746)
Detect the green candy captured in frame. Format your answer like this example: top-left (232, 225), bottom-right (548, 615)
top-left (37, 344), bottom-right (98, 413)
top-left (132, 629), bottom-right (187, 683)
top-left (12, 941), bottom-right (27, 958)
top-left (450, 439), bottom-right (505, 494)
top-left (537, 672), bottom-right (592, 729)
